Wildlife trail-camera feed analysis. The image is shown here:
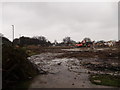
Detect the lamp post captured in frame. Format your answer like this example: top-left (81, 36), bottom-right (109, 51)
top-left (19, 34), bottom-right (21, 45)
top-left (12, 25), bottom-right (14, 42)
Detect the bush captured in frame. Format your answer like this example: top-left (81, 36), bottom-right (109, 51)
top-left (2, 44), bottom-right (39, 89)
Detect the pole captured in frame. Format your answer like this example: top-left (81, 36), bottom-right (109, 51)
top-left (12, 25), bottom-right (14, 42)
top-left (19, 34), bottom-right (21, 45)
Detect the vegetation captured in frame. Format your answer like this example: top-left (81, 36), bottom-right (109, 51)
top-left (2, 37), bottom-right (12, 45)
top-left (90, 74), bottom-right (120, 87)
top-left (2, 43), bottom-right (39, 89)
top-left (13, 36), bottom-right (52, 47)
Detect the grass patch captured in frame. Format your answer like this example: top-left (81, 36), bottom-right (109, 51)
top-left (90, 74), bottom-right (120, 87)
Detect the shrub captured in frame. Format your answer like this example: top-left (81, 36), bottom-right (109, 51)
top-left (2, 44), bottom-right (39, 89)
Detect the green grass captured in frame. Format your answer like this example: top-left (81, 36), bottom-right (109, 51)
top-left (90, 74), bottom-right (120, 87)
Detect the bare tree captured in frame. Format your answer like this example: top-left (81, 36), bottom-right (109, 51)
top-left (63, 37), bottom-right (71, 44)
top-left (82, 37), bottom-right (92, 43)
top-left (33, 36), bottom-right (47, 42)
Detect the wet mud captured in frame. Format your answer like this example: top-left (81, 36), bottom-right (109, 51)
top-left (28, 53), bottom-right (113, 88)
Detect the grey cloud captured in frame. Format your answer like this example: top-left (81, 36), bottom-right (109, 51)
top-left (2, 2), bottom-right (118, 42)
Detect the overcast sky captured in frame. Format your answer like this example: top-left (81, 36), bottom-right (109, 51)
top-left (2, 2), bottom-right (118, 42)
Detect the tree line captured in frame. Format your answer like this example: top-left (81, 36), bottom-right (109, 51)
top-left (13, 36), bottom-right (52, 46)
top-left (1, 35), bottom-right (93, 47)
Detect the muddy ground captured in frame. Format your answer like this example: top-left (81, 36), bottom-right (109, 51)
top-left (27, 47), bottom-right (120, 88)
